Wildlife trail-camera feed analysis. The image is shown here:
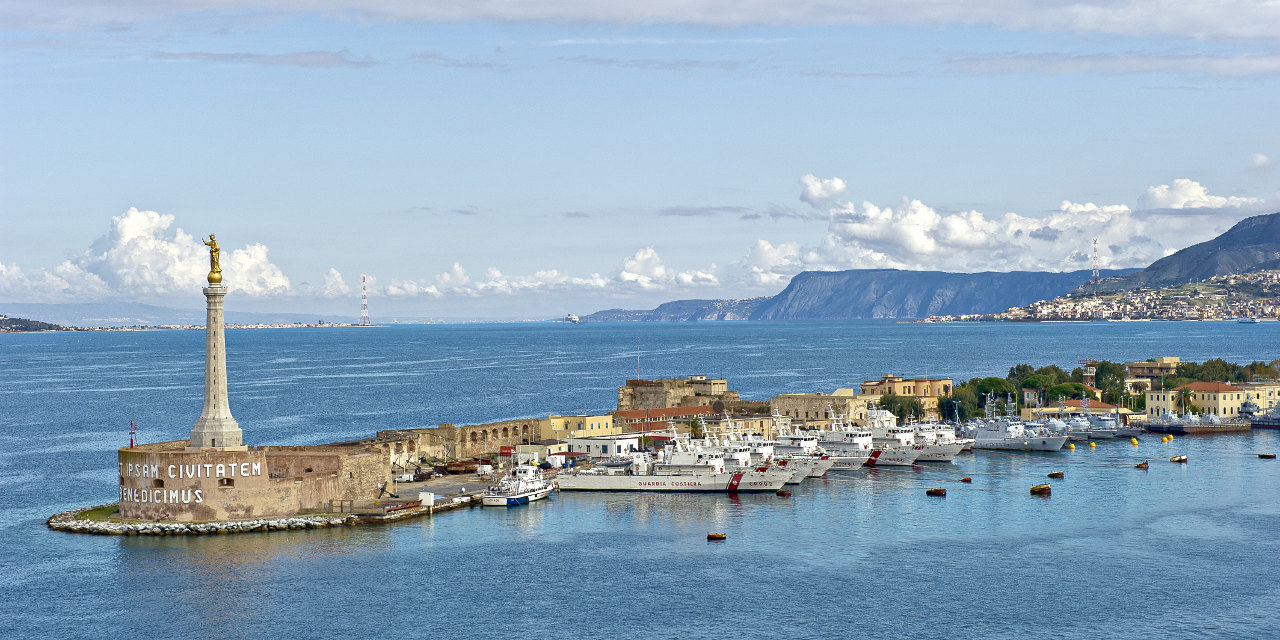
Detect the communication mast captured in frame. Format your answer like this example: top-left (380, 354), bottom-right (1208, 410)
top-left (1091, 238), bottom-right (1101, 284)
top-left (359, 275), bottom-right (371, 326)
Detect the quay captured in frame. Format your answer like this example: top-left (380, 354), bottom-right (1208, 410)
top-left (48, 471), bottom-right (510, 536)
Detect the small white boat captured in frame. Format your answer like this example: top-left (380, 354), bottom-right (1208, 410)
top-left (482, 466), bottom-right (555, 506)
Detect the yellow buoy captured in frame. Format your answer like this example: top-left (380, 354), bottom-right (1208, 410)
top-left (1089, 441), bottom-right (1096, 448)
top-left (1067, 443), bottom-right (1075, 450)
top-left (1130, 438), bottom-right (1139, 445)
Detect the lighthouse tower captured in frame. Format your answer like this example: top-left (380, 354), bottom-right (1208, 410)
top-left (188, 235), bottom-right (246, 451)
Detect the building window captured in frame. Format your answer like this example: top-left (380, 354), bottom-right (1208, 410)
top-left (152, 479), bottom-right (164, 489)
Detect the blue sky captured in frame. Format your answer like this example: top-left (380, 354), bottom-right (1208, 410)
top-left (2, 1), bottom-right (1278, 319)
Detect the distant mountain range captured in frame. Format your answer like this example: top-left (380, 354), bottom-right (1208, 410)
top-left (583, 211), bottom-right (1280, 322)
top-left (0, 301), bottom-right (349, 328)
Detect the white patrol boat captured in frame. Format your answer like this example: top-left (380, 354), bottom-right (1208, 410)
top-left (555, 442), bottom-right (790, 493)
top-left (482, 466), bottom-right (555, 507)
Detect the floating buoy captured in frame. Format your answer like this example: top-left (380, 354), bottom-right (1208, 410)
top-left (1135, 461), bottom-right (1149, 469)
top-left (926, 488), bottom-right (946, 497)
top-left (1047, 471), bottom-right (1064, 479)
top-left (1030, 484), bottom-right (1051, 496)
top-left (1259, 453), bottom-right (1276, 459)
top-left (776, 489), bottom-right (792, 497)
top-left (707, 532), bottom-right (726, 541)
top-left (1170, 455), bottom-right (1187, 463)
top-left (1130, 438), bottom-right (1139, 445)
top-left (959, 477), bottom-right (972, 483)
top-left (1067, 443), bottom-right (1075, 450)
top-left (1161, 436), bottom-right (1170, 443)
top-left (1089, 441), bottom-right (1096, 449)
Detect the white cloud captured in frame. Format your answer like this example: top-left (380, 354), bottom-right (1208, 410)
top-left (0, 207), bottom-right (290, 301)
top-left (799, 174), bottom-right (848, 206)
top-left (1252, 152), bottom-right (1272, 170)
top-left (11, 1), bottom-right (1280, 40)
top-left (322, 268), bottom-right (351, 297)
top-left (739, 176), bottom-right (1272, 285)
top-left (1138, 178), bottom-right (1262, 209)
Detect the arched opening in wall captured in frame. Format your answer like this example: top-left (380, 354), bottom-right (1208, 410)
top-left (480, 430), bottom-right (488, 444)
top-left (521, 425), bottom-right (530, 443)
top-left (470, 432), bottom-right (478, 444)
top-left (502, 427), bottom-right (509, 439)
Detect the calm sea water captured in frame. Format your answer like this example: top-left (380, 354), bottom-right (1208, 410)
top-left (3, 320), bottom-right (1279, 639)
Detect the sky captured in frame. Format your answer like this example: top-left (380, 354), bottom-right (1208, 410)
top-left (2, 1), bottom-right (1278, 320)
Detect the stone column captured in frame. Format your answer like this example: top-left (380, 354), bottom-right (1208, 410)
top-left (189, 284), bottom-right (245, 450)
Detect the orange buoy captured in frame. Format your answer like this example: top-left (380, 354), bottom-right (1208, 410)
top-left (776, 489), bottom-right (792, 497)
top-left (1030, 483), bottom-right (1051, 496)
top-left (1047, 471), bottom-right (1064, 479)
top-left (1259, 453), bottom-right (1276, 459)
top-left (707, 532), bottom-right (726, 541)
top-left (926, 488), bottom-right (946, 497)
top-left (959, 477), bottom-right (972, 483)
top-left (1135, 461), bottom-right (1149, 469)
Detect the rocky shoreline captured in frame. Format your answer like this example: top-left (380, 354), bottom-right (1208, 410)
top-left (46, 504), bottom-right (359, 536)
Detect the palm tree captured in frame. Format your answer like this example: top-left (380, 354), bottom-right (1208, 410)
top-left (1175, 387), bottom-right (1195, 415)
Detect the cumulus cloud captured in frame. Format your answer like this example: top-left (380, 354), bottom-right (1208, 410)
top-left (1138, 178), bottom-right (1262, 209)
top-left (1252, 153), bottom-right (1272, 170)
top-left (740, 176), bottom-right (1273, 285)
top-left (799, 174), bottom-right (848, 206)
top-left (0, 207), bottom-right (290, 301)
top-left (379, 246), bottom-right (716, 299)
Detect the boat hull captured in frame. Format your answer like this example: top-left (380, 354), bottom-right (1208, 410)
top-left (557, 471), bottom-right (787, 493)
top-left (914, 443), bottom-right (965, 462)
top-left (482, 486), bottom-right (554, 507)
top-left (973, 435), bottom-right (1068, 451)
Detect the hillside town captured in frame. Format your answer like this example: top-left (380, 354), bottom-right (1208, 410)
top-left (922, 270), bottom-right (1280, 322)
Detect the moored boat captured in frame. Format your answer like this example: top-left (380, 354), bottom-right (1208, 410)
top-left (482, 466), bottom-right (555, 506)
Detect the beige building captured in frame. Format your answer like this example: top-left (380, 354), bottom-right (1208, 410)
top-left (616, 375), bottom-right (737, 411)
top-left (1124, 356), bottom-right (1180, 393)
top-left (859, 374), bottom-right (953, 421)
top-left (613, 405), bottom-right (716, 434)
top-left (1146, 381), bottom-right (1248, 417)
top-left (770, 389), bottom-right (871, 424)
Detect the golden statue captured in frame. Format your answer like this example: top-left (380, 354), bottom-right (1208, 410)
top-left (203, 234), bottom-right (222, 284)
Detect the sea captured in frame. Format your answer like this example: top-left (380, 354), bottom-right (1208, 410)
top-left (2, 320), bottom-right (1279, 639)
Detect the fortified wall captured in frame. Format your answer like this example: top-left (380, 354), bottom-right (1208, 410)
top-left (118, 441), bottom-right (385, 522)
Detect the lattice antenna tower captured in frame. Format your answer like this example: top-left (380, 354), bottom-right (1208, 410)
top-left (1091, 238), bottom-right (1101, 284)
top-left (359, 275), bottom-right (371, 326)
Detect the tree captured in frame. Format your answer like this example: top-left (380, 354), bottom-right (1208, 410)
top-left (975, 377), bottom-right (1016, 404)
top-left (1007, 364), bottom-right (1035, 384)
top-left (1046, 382), bottom-right (1096, 401)
top-left (940, 387), bottom-right (980, 421)
top-left (1034, 365), bottom-right (1070, 386)
top-left (877, 393), bottom-right (924, 422)
top-left (1175, 387), bottom-right (1195, 414)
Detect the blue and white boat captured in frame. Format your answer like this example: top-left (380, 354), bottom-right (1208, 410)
top-left (482, 466), bottom-right (554, 506)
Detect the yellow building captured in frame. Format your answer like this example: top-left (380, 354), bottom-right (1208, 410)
top-left (1145, 381), bottom-right (1247, 417)
top-left (539, 413), bottom-right (618, 440)
top-left (1241, 380), bottom-right (1280, 411)
top-left (859, 374), bottom-right (953, 421)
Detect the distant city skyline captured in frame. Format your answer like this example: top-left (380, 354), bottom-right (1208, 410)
top-left (2, 1), bottom-right (1278, 318)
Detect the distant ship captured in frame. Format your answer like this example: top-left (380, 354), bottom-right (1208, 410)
top-left (565, 314), bottom-right (580, 324)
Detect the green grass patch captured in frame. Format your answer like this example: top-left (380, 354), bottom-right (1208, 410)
top-left (78, 504), bottom-right (120, 521)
